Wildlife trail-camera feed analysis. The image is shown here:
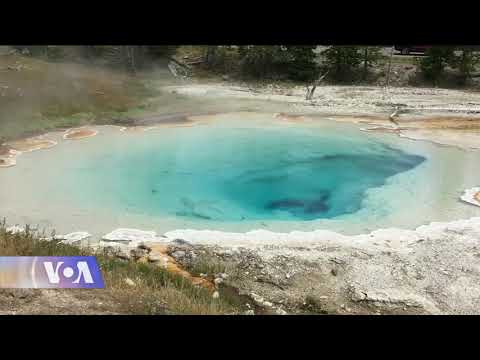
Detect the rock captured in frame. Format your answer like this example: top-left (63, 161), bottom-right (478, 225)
top-left (351, 288), bottom-right (428, 309)
top-left (171, 238), bottom-right (191, 246)
top-left (275, 308), bottom-right (288, 315)
top-left (148, 253), bottom-right (164, 263)
top-left (251, 293), bottom-right (263, 303)
top-left (251, 292), bottom-right (274, 308)
top-left (244, 310), bottom-right (255, 315)
top-left (215, 249), bottom-right (233, 257)
top-left (124, 278), bottom-right (135, 287)
top-left (98, 242), bottom-right (132, 259)
top-left (170, 250), bottom-right (186, 261)
top-left (116, 249), bottom-right (131, 260)
top-left (54, 232), bottom-right (91, 244)
top-left (102, 228), bottom-right (158, 244)
top-left (212, 291), bottom-right (220, 299)
top-left (130, 248), bottom-right (148, 260)
top-left (137, 243), bottom-right (152, 252)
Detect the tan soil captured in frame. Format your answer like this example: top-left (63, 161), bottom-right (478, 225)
top-left (7, 138), bottom-right (56, 152)
top-left (64, 128), bottom-right (97, 140)
top-left (395, 116), bottom-right (480, 130)
top-left (145, 244), bottom-right (215, 292)
top-left (274, 112), bottom-right (307, 122)
top-left (475, 192), bottom-right (480, 203)
top-left (0, 145), bottom-right (11, 156)
top-left (0, 288), bottom-right (124, 315)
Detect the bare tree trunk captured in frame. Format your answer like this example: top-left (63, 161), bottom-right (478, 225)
top-left (363, 48), bottom-right (368, 80)
top-left (128, 46), bottom-right (136, 75)
top-left (385, 46), bottom-right (394, 88)
top-left (205, 46), bottom-right (217, 68)
top-left (305, 70), bottom-right (329, 100)
top-left (385, 46), bottom-right (398, 125)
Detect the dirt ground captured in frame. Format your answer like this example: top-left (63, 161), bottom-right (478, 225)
top-left (0, 289), bottom-right (124, 315)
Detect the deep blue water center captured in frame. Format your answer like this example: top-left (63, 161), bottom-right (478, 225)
top-left (79, 121), bottom-right (425, 222)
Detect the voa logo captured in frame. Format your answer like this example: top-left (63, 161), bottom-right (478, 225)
top-left (43, 260), bottom-right (94, 284)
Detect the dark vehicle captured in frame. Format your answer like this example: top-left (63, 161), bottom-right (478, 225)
top-left (394, 45), bottom-right (431, 55)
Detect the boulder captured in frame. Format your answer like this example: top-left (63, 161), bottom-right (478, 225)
top-left (130, 248), bottom-right (149, 260)
top-left (98, 241), bottom-right (132, 259)
top-left (170, 250), bottom-right (186, 261)
top-left (147, 253), bottom-right (164, 263)
top-left (171, 238), bottom-right (191, 246)
top-left (124, 278), bottom-right (136, 287)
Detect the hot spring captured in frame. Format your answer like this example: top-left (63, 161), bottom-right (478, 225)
top-left (1, 112), bottom-right (479, 236)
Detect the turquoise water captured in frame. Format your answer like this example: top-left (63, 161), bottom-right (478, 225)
top-left (1, 113), bottom-right (480, 236)
top-left (72, 120), bottom-right (424, 222)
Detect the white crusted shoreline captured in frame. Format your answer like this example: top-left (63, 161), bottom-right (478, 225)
top-left (8, 215), bottom-right (480, 314)
top-left (163, 216), bottom-right (480, 251)
top-left (163, 216), bottom-right (480, 314)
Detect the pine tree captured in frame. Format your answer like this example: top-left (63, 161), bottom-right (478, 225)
top-left (322, 46), bottom-right (362, 82)
top-left (284, 46), bottom-right (320, 82)
top-left (238, 46), bottom-right (286, 78)
top-left (420, 47), bottom-right (454, 84)
top-left (360, 46), bottom-right (383, 80)
top-left (450, 47), bottom-right (480, 85)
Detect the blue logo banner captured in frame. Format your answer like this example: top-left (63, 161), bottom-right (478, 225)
top-left (0, 256), bottom-right (105, 288)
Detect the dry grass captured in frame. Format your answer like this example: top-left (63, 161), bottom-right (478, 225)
top-left (0, 222), bottom-right (239, 315)
top-left (0, 53), bottom-right (157, 142)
